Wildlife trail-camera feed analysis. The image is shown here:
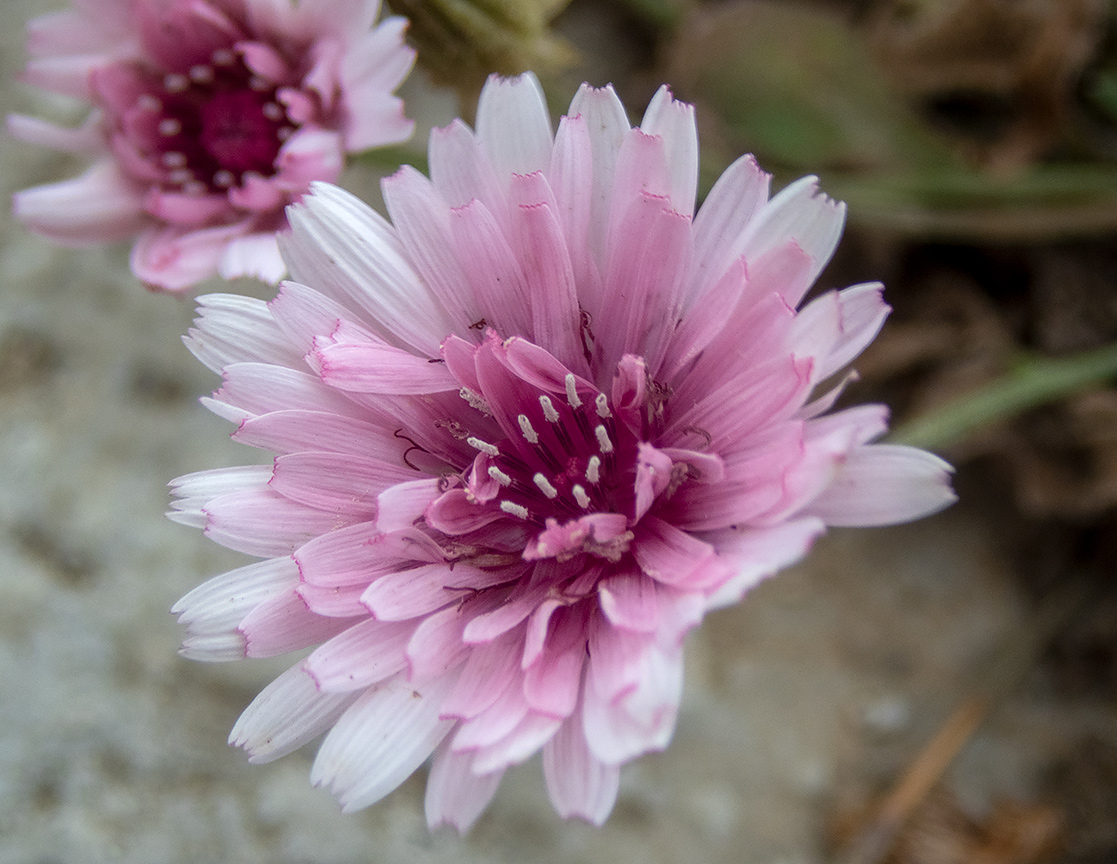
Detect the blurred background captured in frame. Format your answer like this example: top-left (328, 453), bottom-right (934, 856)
top-left (1, 0), bottom-right (1116, 862)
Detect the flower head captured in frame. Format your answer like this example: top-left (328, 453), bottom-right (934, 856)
top-left (171, 73), bottom-right (956, 829)
top-left (10, 0), bottom-right (415, 291)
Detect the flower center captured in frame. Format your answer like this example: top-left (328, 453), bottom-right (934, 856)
top-left (131, 49), bottom-right (297, 194)
top-left (453, 371), bottom-right (639, 562)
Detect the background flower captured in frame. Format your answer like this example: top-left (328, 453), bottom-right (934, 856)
top-left (9, 0), bottom-right (415, 292)
top-left (170, 73), bottom-right (954, 830)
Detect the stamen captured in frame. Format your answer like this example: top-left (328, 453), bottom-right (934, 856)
top-left (467, 436), bottom-right (499, 457)
top-left (277, 127), bottom-right (293, 141)
top-left (533, 473), bottom-right (558, 499)
top-left (189, 64), bottom-right (214, 83)
top-left (213, 170), bottom-right (235, 187)
top-left (262, 102), bottom-right (284, 121)
top-left (539, 395), bottom-right (560, 423)
top-left (500, 500), bottom-right (530, 520)
top-left (137, 95), bottom-right (162, 112)
top-left (565, 373), bottom-right (582, 409)
top-left (249, 76), bottom-right (270, 91)
top-left (572, 484), bottom-right (591, 509)
top-left (212, 49), bottom-right (236, 66)
top-left (161, 152), bottom-right (187, 168)
top-left (459, 387), bottom-right (491, 415)
top-left (517, 414), bottom-right (539, 444)
top-left (594, 424), bottom-right (614, 454)
top-left (586, 456), bottom-right (601, 484)
top-left (182, 180), bottom-right (207, 196)
top-left (488, 466), bottom-right (512, 486)
top-left (168, 168), bottom-right (194, 184)
top-left (163, 74), bottom-right (189, 93)
top-left (595, 393), bottom-right (612, 418)
top-left (158, 118), bottom-right (182, 137)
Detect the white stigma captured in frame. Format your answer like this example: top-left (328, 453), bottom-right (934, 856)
top-left (517, 414), bottom-right (539, 444)
top-left (467, 436), bottom-right (499, 457)
top-left (565, 374), bottom-right (582, 408)
top-left (533, 473), bottom-right (558, 499)
top-left (572, 484), bottom-right (591, 509)
top-left (158, 118), bottom-right (181, 137)
top-left (189, 64), bottom-right (214, 83)
top-left (594, 424), bottom-right (614, 454)
top-left (262, 102), bottom-right (284, 121)
top-left (595, 393), bottom-right (612, 418)
top-left (488, 465), bottom-right (512, 486)
top-left (161, 151), bottom-right (187, 168)
top-left (586, 456), bottom-right (601, 484)
top-left (539, 395), bottom-right (560, 423)
top-left (500, 500), bottom-right (530, 520)
top-left (163, 74), bottom-right (189, 93)
top-left (212, 49), bottom-right (236, 66)
top-left (213, 170), bottom-right (235, 187)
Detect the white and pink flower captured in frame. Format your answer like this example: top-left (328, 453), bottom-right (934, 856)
top-left (10, 0), bottom-right (415, 292)
top-left (171, 74), bottom-right (956, 829)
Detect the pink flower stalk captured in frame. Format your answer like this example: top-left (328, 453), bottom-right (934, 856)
top-left (10, 0), bottom-right (415, 292)
top-left (170, 73), bottom-right (956, 830)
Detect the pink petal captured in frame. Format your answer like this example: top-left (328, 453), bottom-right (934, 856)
top-left (598, 571), bottom-right (659, 633)
top-left (703, 518), bottom-right (827, 610)
top-left (632, 516), bottom-right (723, 590)
top-left (218, 232), bottom-right (287, 284)
top-left (740, 175), bottom-right (845, 288)
top-left (131, 223), bottom-right (249, 293)
top-left (425, 739), bottom-right (504, 832)
top-left (284, 183), bottom-right (454, 354)
top-left (428, 119), bottom-right (506, 215)
top-left (312, 339), bottom-right (457, 394)
top-left (476, 73), bottom-right (553, 179)
top-left (638, 85), bottom-right (698, 217)
top-left (310, 672), bottom-right (456, 812)
top-left (230, 662), bottom-right (358, 763)
top-left (448, 197), bottom-right (533, 338)
top-left (185, 293), bottom-right (304, 373)
top-left (471, 711), bottom-right (562, 774)
top-left (566, 83), bottom-right (629, 266)
top-left (304, 618), bottom-right (414, 691)
top-left (407, 605), bottom-right (471, 680)
top-left (361, 563), bottom-right (481, 621)
top-left (13, 161), bottom-right (146, 247)
top-left (803, 444), bottom-right (956, 526)
top-left (7, 111), bottom-right (105, 154)
top-left (173, 556), bottom-right (300, 661)
top-left (688, 153), bottom-right (771, 301)
top-left (239, 588), bottom-right (360, 657)
top-left (270, 451), bottom-right (416, 514)
top-left (204, 486), bottom-right (356, 556)
top-left (543, 709), bottom-right (620, 825)
top-left (273, 127), bottom-right (344, 191)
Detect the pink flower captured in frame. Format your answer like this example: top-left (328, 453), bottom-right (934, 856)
top-left (10, 0), bottom-right (415, 292)
top-left (170, 74), bottom-right (955, 829)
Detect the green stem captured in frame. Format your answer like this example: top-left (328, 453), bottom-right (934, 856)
top-left (889, 341), bottom-right (1117, 449)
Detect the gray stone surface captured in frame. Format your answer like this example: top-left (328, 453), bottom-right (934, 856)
top-left (0, 4), bottom-right (1090, 863)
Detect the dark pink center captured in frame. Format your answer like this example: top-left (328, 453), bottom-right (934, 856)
top-left (198, 89), bottom-right (286, 174)
top-left (120, 50), bottom-right (301, 195)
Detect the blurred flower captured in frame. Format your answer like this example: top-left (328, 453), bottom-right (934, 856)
top-left (170, 73), bottom-right (956, 829)
top-left (9, 0), bottom-right (416, 292)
